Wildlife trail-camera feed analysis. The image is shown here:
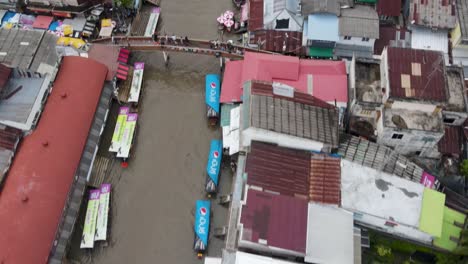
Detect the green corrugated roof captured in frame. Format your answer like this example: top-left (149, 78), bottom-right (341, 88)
top-left (221, 104), bottom-right (236, 127)
top-left (434, 207), bottom-right (466, 251)
top-left (309, 47), bottom-right (333, 58)
top-left (419, 188), bottom-right (446, 237)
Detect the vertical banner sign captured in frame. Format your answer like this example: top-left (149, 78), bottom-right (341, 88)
top-left (194, 200), bottom-right (211, 252)
top-left (117, 113), bottom-right (138, 158)
top-left (128, 62), bottom-right (145, 103)
top-left (205, 139), bottom-right (222, 193)
top-left (420, 172), bottom-right (435, 189)
top-left (205, 74), bottom-right (221, 114)
top-left (95, 184), bottom-right (111, 241)
top-left (80, 189), bottom-right (100, 249)
top-left (109, 106), bottom-right (129, 152)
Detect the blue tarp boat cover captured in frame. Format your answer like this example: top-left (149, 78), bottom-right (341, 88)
top-left (206, 139), bottom-right (222, 186)
top-left (205, 74), bottom-right (220, 114)
top-left (194, 200), bottom-right (211, 251)
top-left (2, 11), bottom-right (16, 23)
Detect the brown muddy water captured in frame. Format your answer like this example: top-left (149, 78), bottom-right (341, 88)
top-left (67, 0), bottom-right (238, 263)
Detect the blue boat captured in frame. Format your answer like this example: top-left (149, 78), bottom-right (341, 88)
top-left (205, 74), bottom-right (220, 126)
top-left (205, 139), bottom-right (222, 194)
top-left (194, 200), bottom-right (211, 255)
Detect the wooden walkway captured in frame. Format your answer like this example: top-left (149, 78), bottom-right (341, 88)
top-left (88, 155), bottom-right (112, 188)
top-left (92, 36), bottom-right (278, 59)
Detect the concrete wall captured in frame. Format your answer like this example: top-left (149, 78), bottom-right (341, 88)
top-left (442, 111), bottom-right (468, 126)
top-left (264, 9), bottom-right (302, 32)
top-left (391, 101), bottom-right (437, 113)
top-left (241, 127), bottom-right (327, 152)
top-left (337, 36), bottom-right (376, 49)
top-left (380, 48), bottom-right (390, 102)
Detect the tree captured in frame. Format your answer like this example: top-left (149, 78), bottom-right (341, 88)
top-left (460, 160), bottom-right (468, 178)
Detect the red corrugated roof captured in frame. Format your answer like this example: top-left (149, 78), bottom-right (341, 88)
top-left (249, 30), bottom-right (304, 55)
top-left (377, 0), bottom-right (401, 17)
top-left (32, 15), bottom-right (53, 29)
top-left (220, 52), bottom-right (348, 104)
top-left (240, 188), bottom-right (308, 253)
top-left (309, 154), bottom-right (341, 205)
top-left (248, 0), bottom-right (264, 31)
top-left (245, 141), bottom-right (311, 198)
top-left (0, 56), bottom-right (107, 264)
top-left (374, 26), bottom-right (408, 55)
top-left (88, 44), bottom-right (121, 81)
top-left (387, 47), bottom-right (447, 101)
top-left (438, 126), bottom-right (461, 155)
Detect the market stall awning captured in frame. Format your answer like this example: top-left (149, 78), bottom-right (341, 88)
top-left (32, 16), bottom-right (53, 29)
top-left (118, 48), bottom-right (130, 64)
top-left (116, 63), bottom-right (130, 80)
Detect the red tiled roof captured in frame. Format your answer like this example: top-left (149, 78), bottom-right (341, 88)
top-left (438, 126), bottom-right (462, 155)
top-left (221, 52), bottom-right (348, 104)
top-left (387, 47), bottom-right (447, 101)
top-left (240, 188), bottom-right (308, 253)
top-left (249, 30), bottom-right (304, 55)
top-left (248, 0), bottom-right (264, 31)
top-left (309, 154), bottom-right (341, 204)
top-left (245, 141), bottom-right (311, 198)
top-left (0, 56), bottom-right (107, 264)
top-left (377, 0), bottom-right (401, 17)
top-left (374, 26), bottom-right (408, 55)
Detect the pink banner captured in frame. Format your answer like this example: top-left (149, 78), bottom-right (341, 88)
top-left (134, 62), bottom-right (145, 70)
top-left (420, 172), bottom-right (435, 188)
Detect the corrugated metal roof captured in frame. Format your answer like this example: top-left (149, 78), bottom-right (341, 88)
top-left (245, 141), bottom-right (311, 198)
top-left (309, 153), bottom-right (341, 205)
top-left (374, 26), bottom-right (410, 55)
top-left (301, 0), bottom-right (353, 16)
top-left (438, 126), bottom-right (461, 155)
top-left (409, 0), bottom-right (457, 29)
top-left (88, 44), bottom-right (121, 81)
top-left (386, 47), bottom-right (447, 101)
top-left (456, 0), bottom-right (468, 39)
top-left (339, 5), bottom-right (379, 39)
top-left (248, 82), bottom-right (340, 147)
top-left (249, 0), bottom-right (264, 31)
top-left (377, 0), bottom-right (401, 17)
top-left (240, 188), bottom-right (308, 253)
top-left (338, 133), bottom-right (424, 183)
top-left (0, 126), bottom-right (21, 185)
top-left (249, 30), bottom-right (304, 55)
top-left (411, 26), bottom-right (448, 54)
top-left (0, 57), bottom-right (107, 264)
top-left (0, 63), bottom-right (11, 89)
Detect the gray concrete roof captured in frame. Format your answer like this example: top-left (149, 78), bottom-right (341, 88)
top-left (457, 0), bottom-right (468, 39)
top-left (301, 0), bottom-right (353, 16)
top-left (339, 5), bottom-right (379, 38)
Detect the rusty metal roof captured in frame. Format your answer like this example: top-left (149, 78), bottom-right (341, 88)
top-left (248, 82), bottom-right (340, 147)
top-left (240, 188), bottom-right (308, 253)
top-left (409, 0), bottom-right (457, 29)
top-left (249, 30), bottom-right (304, 55)
top-left (386, 47), bottom-right (447, 101)
top-left (377, 0), bottom-right (401, 17)
top-left (248, 0), bottom-right (264, 31)
top-left (246, 141), bottom-right (311, 198)
top-left (0, 63), bottom-right (11, 90)
top-left (309, 153), bottom-right (341, 205)
top-left (0, 126), bottom-right (21, 185)
top-left (374, 26), bottom-right (410, 55)
top-left (438, 126), bottom-right (462, 155)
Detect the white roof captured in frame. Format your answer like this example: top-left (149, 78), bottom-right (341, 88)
top-left (306, 203), bottom-right (354, 264)
top-left (341, 160), bottom-right (424, 228)
top-left (411, 27), bottom-right (448, 54)
top-left (223, 106), bottom-right (240, 155)
top-left (235, 251), bottom-right (301, 264)
top-left (204, 257), bottom-right (222, 264)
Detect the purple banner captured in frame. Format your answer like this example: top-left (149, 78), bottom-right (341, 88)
top-left (100, 183), bottom-right (111, 194)
top-left (90, 189), bottom-right (101, 200)
top-left (134, 62), bottom-right (145, 70)
top-left (420, 172), bottom-right (435, 188)
top-left (152, 7), bottom-right (161, 13)
top-left (119, 106), bottom-right (130, 115)
top-left (127, 113), bottom-right (138, 122)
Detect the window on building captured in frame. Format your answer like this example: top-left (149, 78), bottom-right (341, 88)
top-left (392, 133), bottom-right (403, 139)
top-left (344, 36), bottom-right (351, 40)
top-left (362, 37), bottom-right (370, 42)
top-left (415, 151), bottom-right (421, 156)
top-left (275, 19), bottom-right (289, 29)
top-left (444, 117), bottom-right (456, 124)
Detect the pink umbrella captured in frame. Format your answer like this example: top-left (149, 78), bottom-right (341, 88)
top-left (224, 19), bottom-right (234, 31)
top-left (224, 10), bottom-right (234, 19)
top-left (217, 15), bottom-right (226, 24)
